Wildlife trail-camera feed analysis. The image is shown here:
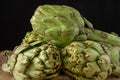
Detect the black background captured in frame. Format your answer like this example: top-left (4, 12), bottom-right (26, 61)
top-left (0, 0), bottom-right (120, 50)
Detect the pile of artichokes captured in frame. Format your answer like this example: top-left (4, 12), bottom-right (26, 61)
top-left (2, 5), bottom-right (120, 80)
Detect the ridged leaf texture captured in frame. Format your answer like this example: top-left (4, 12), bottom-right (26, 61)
top-left (2, 41), bottom-right (61, 80)
top-left (30, 5), bottom-right (85, 47)
top-left (61, 40), bottom-right (112, 80)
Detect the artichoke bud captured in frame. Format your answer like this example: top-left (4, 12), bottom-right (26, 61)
top-left (61, 40), bottom-right (112, 80)
top-left (2, 41), bottom-right (61, 80)
top-left (30, 5), bottom-right (85, 47)
top-left (102, 44), bottom-right (120, 76)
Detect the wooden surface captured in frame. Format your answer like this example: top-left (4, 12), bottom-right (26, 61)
top-left (0, 50), bottom-right (120, 80)
top-left (0, 51), bottom-right (14, 80)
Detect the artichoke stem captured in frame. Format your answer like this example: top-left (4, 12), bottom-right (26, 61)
top-left (85, 28), bottom-right (120, 47)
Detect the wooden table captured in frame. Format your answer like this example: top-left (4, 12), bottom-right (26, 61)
top-left (0, 50), bottom-right (120, 80)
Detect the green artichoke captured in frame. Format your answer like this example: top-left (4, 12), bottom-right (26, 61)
top-left (99, 42), bottom-right (120, 77)
top-left (2, 41), bottom-right (61, 80)
top-left (2, 4), bottom-right (120, 80)
top-left (30, 4), bottom-right (120, 47)
top-left (109, 47), bottom-right (120, 77)
top-left (30, 5), bottom-right (85, 47)
top-left (61, 40), bottom-right (112, 80)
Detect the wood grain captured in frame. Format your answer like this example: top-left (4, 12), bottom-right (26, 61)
top-left (0, 50), bottom-right (120, 80)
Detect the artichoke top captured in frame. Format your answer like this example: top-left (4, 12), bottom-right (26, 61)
top-left (2, 40), bottom-right (62, 80)
top-left (30, 5), bottom-right (85, 47)
top-left (61, 40), bottom-right (112, 80)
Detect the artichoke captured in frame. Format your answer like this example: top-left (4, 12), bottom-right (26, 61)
top-left (61, 40), bottom-right (112, 80)
top-left (99, 42), bottom-right (120, 77)
top-left (30, 5), bottom-right (85, 47)
top-left (30, 4), bottom-right (120, 48)
top-left (2, 41), bottom-right (61, 80)
top-left (109, 46), bottom-right (120, 77)
top-left (2, 4), bottom-right (120, 80)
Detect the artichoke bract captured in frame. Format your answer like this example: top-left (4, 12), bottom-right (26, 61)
top-left (99, 42), bottom-right (120, 77)
top-left (2, 41), bottom-right (61, 80)
top-left (109, 47), bottom-right (120, 77)
top-left (21, 31), bottom-right (44, 44)
top-left (61, 40), bottom-right (112, 80)
top-left (30, 5), bottom-right (85, 47)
